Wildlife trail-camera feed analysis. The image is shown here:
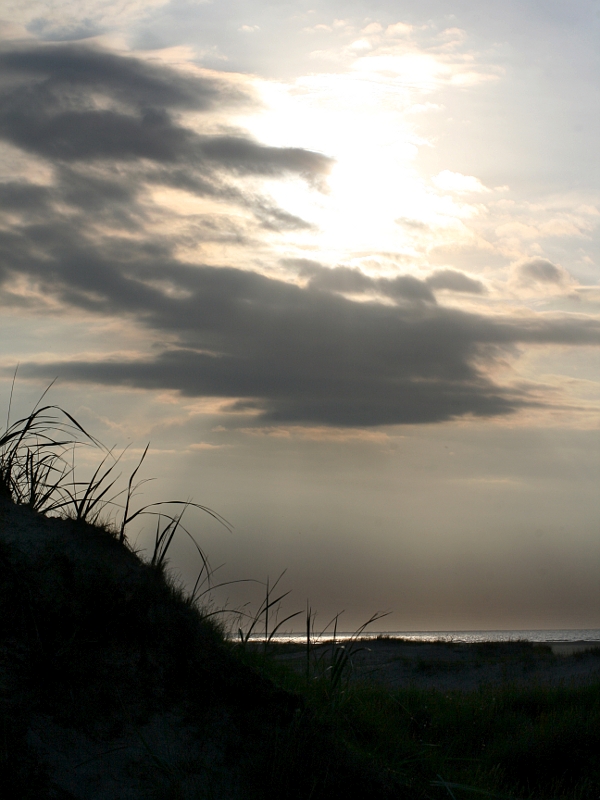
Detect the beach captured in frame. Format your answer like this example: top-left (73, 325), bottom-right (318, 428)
top-left (266, 638), bottom-right (600, 691)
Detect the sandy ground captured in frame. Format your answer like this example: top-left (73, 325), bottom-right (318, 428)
top-left (266, 638), bottom-right (600, 691)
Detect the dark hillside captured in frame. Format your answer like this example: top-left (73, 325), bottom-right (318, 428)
top-left (0, 497), bottom-right (397, 799)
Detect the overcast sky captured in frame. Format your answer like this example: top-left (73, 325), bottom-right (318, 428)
top-left (2, 0), bottom-right (600, 631)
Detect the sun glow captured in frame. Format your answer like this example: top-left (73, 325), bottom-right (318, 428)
top-left (234, 38), bottom-right (493, 274)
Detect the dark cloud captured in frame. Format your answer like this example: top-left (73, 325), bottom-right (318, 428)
top-left (0, 182), bottom-right (52, 215)
top-left (5, 215), bottom-right (600, 425)
top-left (294, 263), bottom-right (376, 294)
top-left (294, 260), bottom-right (436, 302)
top-left (516, 258), bottom-right (568, 285)
top-left (425, 269), bottom-right (486, 294)
top-left (0, 40), bottom-right (334, 251)
top-left (384, 275), bottom-right (435, 303)
top-left (0, 43), bottom-right (232, 111)
top-left (291, 261), bottom-right (482, 302)
top-left (256, 208), bottom-right (315, 231)
top-left (199, 136), bottom-right (331, 179)
top-left (0, 42), bottom-right (332, 185)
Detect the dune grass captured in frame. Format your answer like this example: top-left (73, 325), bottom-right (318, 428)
top-left (0, 395), bottom-right (399, 798)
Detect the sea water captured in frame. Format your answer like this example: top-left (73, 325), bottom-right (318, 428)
top-left (250, 629), bottom-right (600, 644)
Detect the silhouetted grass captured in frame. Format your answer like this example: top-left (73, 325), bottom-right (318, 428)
top-left (0, 394), bottom-right (398, 798)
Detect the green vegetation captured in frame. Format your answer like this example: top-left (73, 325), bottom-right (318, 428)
top-left (1, 397), bottom-right (600, 798)
top-left (293, 671), bottom-right (600, 799)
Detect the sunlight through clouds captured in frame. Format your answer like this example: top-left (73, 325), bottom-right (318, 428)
top-left (232, 22), bottom-right (502, 272)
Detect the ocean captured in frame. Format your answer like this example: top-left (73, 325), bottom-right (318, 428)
top-left (249, 629), bottom-right (600, 644)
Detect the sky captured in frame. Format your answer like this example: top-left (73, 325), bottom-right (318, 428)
top-left (2, 0), bottom-right (600, 632)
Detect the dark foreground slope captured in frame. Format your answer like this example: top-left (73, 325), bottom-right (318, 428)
top-left (0, 498), bottom-right (397, 800)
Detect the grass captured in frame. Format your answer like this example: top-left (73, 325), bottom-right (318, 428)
top-left (247, 641), bottom-right (600, 799)
top-left (1, 391), bottom-right (600, 798)
top-left (339, 680), bottom-right (600, 799)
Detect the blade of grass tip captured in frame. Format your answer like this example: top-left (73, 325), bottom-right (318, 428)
top-left (193, 578), bottom-right (260, 603)
top-left (30, 378), bottom-right (58, 415)
top-left (264, 589), bottom-right (293, 612)
top-left (313, 611), bottom-right (345, 646)
top-left (189, 561), bottom-right (231, 605)
top-left (5, 363), bottom-right (18, 431)
top-left (261, 588), bottom-right (294, 646)
top-left (124, 505), bottom-right (213, 573)
top-left (155, 517), bottom-right (179, 568)
top-left (267, 611), bottom-right (303, 643)
top-left (306, 602), bottom-right (311, 685)
top-left (151, 516), bottom-right (162, 567)
top-left (351, 611), bottom-right (391, 643)
top-left (75, 469), bottom-right (122, 522)
top-left (264, 576), bottom-right (269, 654)
top-left (3, 405), bottom-right (97, 455)
top-left (73, 445), bottom-right (120, 504)
top-left (123, 500), bottom-right (232, 533)
top-left (154, 519), bottom-right (176, 567)
top-left (157, 505), bottom-right (210, 569)
top-left (119, 443), bottom-right (149, 543)
top-left (242, 583), bottom-right (274, 645)
top-left (190, 562), bottom-right (210, 605)
top-left (267, 569), bottom-right (288, 594)
top-left (242, 607), bottom-right (261, 642)
top-left (146, 512), bottom-right (212, 577)
top-left (45, 404), bottom-right (105, 450)
top-left (179, 525), bottom-right (212, 587)
top-left (261, 568), bottom-right (290, 652)
top-left (10, 404), bottom-right (100, 457)
top-left (156, 512), bottom-right (185, 568)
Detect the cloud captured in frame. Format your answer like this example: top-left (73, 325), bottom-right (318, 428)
top-left (510, 258), bottom-right (578, 299)
top-left (3, 42), bottom-right (600, 429)
top-left (0, 43), bottom-right (332, 188)
top-left (432, 170), bottom-right (490, 194)
top-left (385, 22), bottom-right (412, 38)
top-left (425, 269), bottom-right (486, 295)
top-left (515, 258), bottom-right (572, 286)
top-left (0, 43), bottom-right (225, 110)
top-left (0, 40), bottom-right (336, 263)
top-left (7, 234), bottom-right (600, 426)
top-left (293, 260), bottom-right (436, 302)
top-left (290, 261), bottom-right (484, 301)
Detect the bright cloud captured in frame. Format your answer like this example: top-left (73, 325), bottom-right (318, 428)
top-left (432, 170), bottom-right (491, 194)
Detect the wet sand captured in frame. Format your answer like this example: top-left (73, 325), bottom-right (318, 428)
top-left (265, 638), bottom-right (600, 691)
